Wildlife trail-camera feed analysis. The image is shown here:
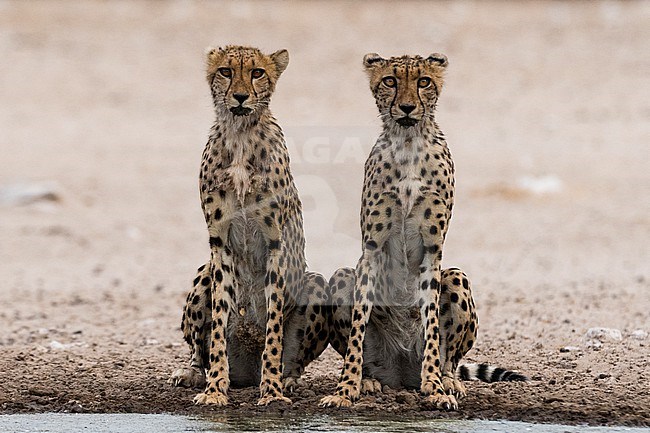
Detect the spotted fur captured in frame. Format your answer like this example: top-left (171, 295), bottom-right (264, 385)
top-left (168, 46), bottom-right (329, 406)
top-left (320, 53), bottom-right (525, 410)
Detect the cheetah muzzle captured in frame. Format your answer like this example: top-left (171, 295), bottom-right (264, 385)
top-left (229, 105), bottom-right (252, 116)
top-left (395, 116), bottom-right (418, 128)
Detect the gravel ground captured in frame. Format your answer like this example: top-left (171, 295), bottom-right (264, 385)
top-left (0, 0), bottom-right (648, 427)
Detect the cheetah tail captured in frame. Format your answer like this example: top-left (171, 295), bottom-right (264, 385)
top-left (457, 363), bottom-right (527, 383)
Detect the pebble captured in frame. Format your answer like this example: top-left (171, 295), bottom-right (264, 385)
top-left (0, 182), bottom-right (61, 206)
top-left (516, 175), bottom-right (563, 195)
top-left (560, 346), bottom-right (581, 353)
top-left (28, 386), bottom-right (55, 397)
top-left (584, 327), bottom-right (622, 348)
top-left (49, 341), bottom-right (67, 350)
top-left (63, 399), bottom-right (84, 413)
top-left (394, 391), bottom-right (416, 405)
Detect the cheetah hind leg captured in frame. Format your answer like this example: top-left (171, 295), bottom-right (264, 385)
top-left (282, 271), bottom-right (331, 393)
top-left (439, 268), bottom-right (477, 401)
top-left (169, 264), bottom-right (211, 389)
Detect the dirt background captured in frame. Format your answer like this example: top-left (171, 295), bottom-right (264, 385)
top-left (0, 0), bottom-right (648, 427)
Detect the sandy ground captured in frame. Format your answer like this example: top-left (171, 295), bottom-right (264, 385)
top-left (0, 0), bottom-right (649, 427)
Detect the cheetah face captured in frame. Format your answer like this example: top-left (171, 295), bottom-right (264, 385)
top-left (205, 45), bottom-right (289, 117)
top-left (363, 53), bottom-right (448, 128)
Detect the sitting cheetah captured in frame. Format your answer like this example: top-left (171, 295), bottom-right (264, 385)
top-left (320, 53), bottom-right (525, 410)
top-left (325, 267), bottom-right (526, 405)
top-left (168, 46), bottom-right (330, 406)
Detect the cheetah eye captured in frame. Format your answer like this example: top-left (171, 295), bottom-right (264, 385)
top-left (218, 68), bottom-right (232, 78)
top-left (418, 77), bottom-right (432, 88)
top-left (382, 76), bottom-right (397, 88)
top-left (251, 68), bottom-right (265, 79)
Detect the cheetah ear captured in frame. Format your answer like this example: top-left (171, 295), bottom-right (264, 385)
top-left (270, 49), bottom-right (289, 76)
top-left (205, 46), bottom-right (223, 83)
top-left (363, 53), bottom-right (387, 69)
top-left (205, 46), bottom-right (224, 60)
top-left (427, 53), bottom-right (448, 68)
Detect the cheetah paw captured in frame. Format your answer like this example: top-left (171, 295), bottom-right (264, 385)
top-left (193, 391), bottom-right (228, 406)
top-left (283, 376), bottom-right (304, 393)
top-left (423, 393), bottom-right (458, 411)
top-left (257, 394), bottom-right (292, 406)
top-left (168, 367), bottom-right (206, 389)
top-left (361, 378), bottom-right (382, 394)
top-left (319, 394), bottom-right (353, 408)
top-left (442, 376), bottom-right (466, 400)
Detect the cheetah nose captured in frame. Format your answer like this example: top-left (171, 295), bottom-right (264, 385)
top-left (399, 104), bottom-right (416, 115)
top-left (233, 93), bottom-right (249, 104)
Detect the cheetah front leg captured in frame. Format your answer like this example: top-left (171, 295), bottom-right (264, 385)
top-left (193, 248), bottom-right (237, 406)
top-left (194, 194), bottom-right (237, 407)
top-left (319, 255), bottom-right (376, 407)
top-left (327, 267), bottom-right (382, 395)
top-left (414, 191), bottom-right (457, 410)
top-left (256, 213), bottom-right (291, 406)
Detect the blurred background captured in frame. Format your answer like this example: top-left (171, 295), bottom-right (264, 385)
top-left (0, 1), bottom-right (648, 336)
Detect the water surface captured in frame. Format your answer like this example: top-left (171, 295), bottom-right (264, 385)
top-left (0, 414), bottom-right (647, 433)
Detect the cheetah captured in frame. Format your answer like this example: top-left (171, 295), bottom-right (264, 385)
top-left (168, 46), bottom-right (330, 406)
top-left (320, 53), bottom-right (525, 410)
top-left (324, 267), bottom-right (526, 406)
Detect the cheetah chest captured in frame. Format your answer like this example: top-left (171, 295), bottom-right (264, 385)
top-left (383, 143), bottom-right (429, 294)
top-left (224, 135), bottom-right (253, 203)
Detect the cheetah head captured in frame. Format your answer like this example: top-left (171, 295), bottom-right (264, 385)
top-left (206, 45), bottom-right (289, 117)
top-left (363, 53), bottom-right (448, 128)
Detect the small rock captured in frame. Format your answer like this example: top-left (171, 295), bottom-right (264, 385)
top-left (560, 346), bottom-right (581, 353)
top-left (631, 330), bottom-right (647, 340)
top-left (0, 182), bottom-right (61, 206)
top-left (584, 327), bottom-right (622, 348)
top-left (543, 397), bottom-right (563, 404)
top-left (394, 391), bottom-right (416, 406)
top-left (63, 399), bottom-right (84, 413)
top-left (586, 339), bottom-right (602, 349)
top-left (597, 373), bottom-right (611, 380)
top-left (585, 327), bottom-right (622, 340)
top-left (48, 341), bottom-right (66, 350)
top-left (516, 175), bottom-right (563, 195)
top-left (28, 386), bottom-right (55, 397)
